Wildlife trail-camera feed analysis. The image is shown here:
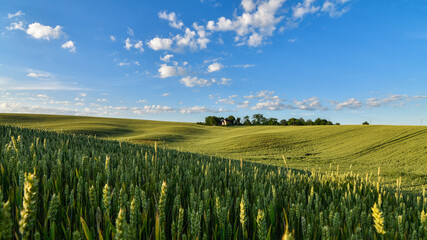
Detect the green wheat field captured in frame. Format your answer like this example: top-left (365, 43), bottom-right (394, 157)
top-left (1, 113), bottom-right (427, 239)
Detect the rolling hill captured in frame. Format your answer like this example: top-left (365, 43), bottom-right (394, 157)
top-left (1, 113), bottom-right (426, 190)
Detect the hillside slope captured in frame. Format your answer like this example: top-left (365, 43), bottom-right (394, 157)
top-left (1, 113), bottom-right (426, 190)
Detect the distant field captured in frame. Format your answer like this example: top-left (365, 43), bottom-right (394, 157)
top-left (1, 113), bottom-right (427, 190)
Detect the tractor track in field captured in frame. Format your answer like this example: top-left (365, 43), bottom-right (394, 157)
top-left (334, 129), bottom-right (427, 160)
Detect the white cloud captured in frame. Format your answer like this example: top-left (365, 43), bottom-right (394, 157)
top-left (241, 0), bottom-right (256, 12)
top-left (217, 95), bottom-right (237, 104)
top-left (36, 94), bottom-right (49, 99)
top-left (174, 28), bottom-right (198, 49)
top-left (321, 0), bottom-right (350, 17)
top-left (26, 22), bottom-right (63, 40)
top-left (206, 0), bottom-right (286, 46)
top-left (79, 93), bottom-right (87, 97)
top-left (180, 76), bottom-right (212, 87)
top-left (125, 38), bottom-right (144, 52)
top-left (136, 99), bottom-right (147, 103)
top-left (134, 40), bottom-right (143, 51)
top-left (232, 64), bottom-right (255, 68)
top-left (132, 105), bottom-right (175, 114)
top-left (6, 21), bottom-right (25, 31)
top-left (217, 77), bottom-right (232, 86)
top-left (251, 100), bottom-right (293, 110)
top-left (61, 40), bottom-right (76, 53)
top-left (147, 37), bottom-right (173, 51)
top-left (97, 98), bottom-right (108, 102)
top-left (292, 0), bottom-right (320, 19)
top-left (334, 98), bottom-right (362, 110)
top-left (0, 102), bottom-right (80, 115)
top-left (127, 27), bottom-right (134, 36)
top-left (125, 38), bottom-right (132, 50)
top-left (365, 95), bottom-right (406, 108)
top-left (158, 64), bottom-right (177, 78)
top-left (158, 11), bottom-right (184, 29)
top-left (294, 97), bottom-right (327, 111)
top-left (27, 72), bottom-right (50, 78)
top-left (162, 93), bottom-right (170, 96)
top-left (110, 35), bottom-right (116, 42)
top-left (237, 100), bottom-right (250, 108)
top-left (8, 11), bottom-right (24, 19)
top-left (160, 54), bottom-right (174, 62)
top-left (288, 38), bottom-right (298, 42)
top-left (118, 62), bottom-right (130, 67)
top-left (248, 32), bottom-right (263, 46)
top-left (179, 106), bottom-right (221, 114)
top-left (244, 90), bottom-right (280, 100)
top-left (207, 62), bottom-right (223, 72)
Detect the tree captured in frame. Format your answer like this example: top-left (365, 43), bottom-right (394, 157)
top-left (252, 114), bottom-right (266, 125)
top-left (279, 119), bottom-right (287, 126)
top-left (236, 117), bottom-right (241, 125)
top-left (362, 121), bottom-right (369, 125)
top-left (226, 115), bottom-right (236, 125)
top-left (266, 118), bottom-right (279, 125)
top-left (306, 119), bottom-right (314, 125)
top-left (205, 116), bottom-right (221, 126)
top-left (243, 116), bottom-right (251, 125)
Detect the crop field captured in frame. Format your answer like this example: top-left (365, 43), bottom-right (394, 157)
top-left (1, 125), bottom-right (427, 239)
top-left (1, 113), bottom-right (427, 191)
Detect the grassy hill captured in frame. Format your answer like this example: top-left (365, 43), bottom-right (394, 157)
top-left (1, 113), bottom-right (427, 190)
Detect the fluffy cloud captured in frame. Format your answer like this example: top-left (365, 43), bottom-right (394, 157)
top-left (61, 40), bottom-right (76, 53)
top-left (217, 95), bottom-right (238, 104)
top-left (6, 21), bottom-right (25, 31)
top-left (365, 95), bottom-right (406, 108)
top-left (294, 97), bottom-right (327, 111)
top-left (147, 37), bottom-right (173, 51)
top-left (125, 38), bottom-right (144, 52)
top-left (207, 62), bottom-right (223, 72)
top-left (292, 0), bottom-right (320, 19)
top-left (26, 22), bottom-right (63, 40)
top-left (213, 77), bottom-right (232, 86)
top-left (136, 99), bottom-right (147, 103)
top-left (180, 76), bottom-right (212, 87)
top-left (132, 105), bottom-right (174, 114)
top-left (251, 100), bottom-right (293, 110)
top-left (110, 35), bottom-right (116, 42)
top-left (321, 0), bottom-right (350, 17)
top-left (244, 90), bottom-right (280, 100)
top-left (159, 64), bottom-right (177, 78)
top-left (206, 0), bottom-right (286, 46)
top-left (158, 11), bottom-right (184, 29)
top-left (160, 54), bottom-right (174, 62)
top-left (334, 98), bottom-right (362, 110)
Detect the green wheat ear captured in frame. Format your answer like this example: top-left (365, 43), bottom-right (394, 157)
top-left (115, 207), bottom-right (128, 240)
top-left (19, 172), bottom-right (38, 240)
top-left (371, 202), bottom-right (386, 235)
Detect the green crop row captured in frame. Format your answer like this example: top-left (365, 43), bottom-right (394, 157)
top-left (0, 125), bottom-right (426, 239)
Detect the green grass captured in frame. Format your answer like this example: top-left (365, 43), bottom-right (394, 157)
top-left (1, 113), bottom-right (427, 190)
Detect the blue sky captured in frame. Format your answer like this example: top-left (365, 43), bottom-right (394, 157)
top-left (0, 0), bottom-right (426, 125)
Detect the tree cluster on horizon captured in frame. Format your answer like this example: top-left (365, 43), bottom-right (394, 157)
top-left (199, 114), bottom-right (339, 126)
